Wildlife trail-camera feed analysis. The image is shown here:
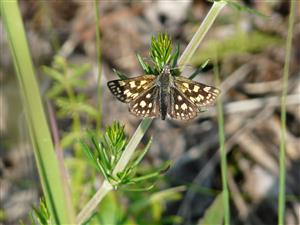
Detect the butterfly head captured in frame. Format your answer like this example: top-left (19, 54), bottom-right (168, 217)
top-left (161, 64), bottom-right (171, 75)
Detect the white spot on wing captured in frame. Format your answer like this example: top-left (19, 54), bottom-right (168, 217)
top-left (183, 83), bottom-right (189, 88)
top-left (130, 81), bottom-right (136, 88)
top-left (193, 86), bottom-right (200, 92)
top-left (131, 93), bottom-right (139, 98)
top-left (126, 91), bottom-right (132, 97)
top-left (196, 95), bottom-right (204, 102)
top-left (140, 100), bottom-right (146, 108)
top-left (204, 86), bottom-right (211, 92)
top-left (181, 103), bottom-right (188, 110)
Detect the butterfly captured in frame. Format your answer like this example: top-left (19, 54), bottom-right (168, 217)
top-left (107, 65), bottom-right (220, 121)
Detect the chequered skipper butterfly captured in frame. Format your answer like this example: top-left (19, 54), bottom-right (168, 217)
top-left (107, 65), bottom-right (220, 120)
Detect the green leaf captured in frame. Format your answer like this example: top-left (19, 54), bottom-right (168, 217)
top-left (112, 68), bottom-right (129, 79)
top-left (31, 198), bottom-right (51, 225)
top-left (61, 131), bottom-right (82, 148)
top-left (137, 54), bottom-right (155, 75)
top-left (72, 63), bottom-right (91, 78)
top-left (221, 0), bottom-right (268, 18)
top-left (130, 186), bottom-right (186, 218)
top-left (80, 141), bottom-right (100, 172)
top-left (89, 132), bottom-right (111, 172)
top-left (199, 194), bottom-right (224, 225)
top-left (42, 66), bottom-right (64, 82)
top-left (46, 84), bottom-right (65, 98)
top-left (171, 43), bottom-right (180, 69)
top-left (150, 33), bottom-right (173, 71)
top-left (129, 171), bottom-right (161, 183)
top-left (128, 137), bottom-right (153, 170)
top-left (53, 55), bottom-right (67, 69)
top-left (121, 184), bottom-right (155, 192)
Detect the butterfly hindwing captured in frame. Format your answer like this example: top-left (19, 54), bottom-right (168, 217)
top-left (168, 87), bottom-right (198, 120)
top-left (174, 76), bottom-right (220, 107)
top-left (128, 85), bottom-right (159, 118)
top-left (107, 75), bottom-right (156, 103)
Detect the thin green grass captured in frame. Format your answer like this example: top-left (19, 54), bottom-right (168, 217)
top-left (214, 58), bottom-right (230, 225)
top-left (278, 1), bottom-right (296, 224)
top-left (1, 1), bottom-right (75, 224)
top-left (94, 0), bottom-right (103, 131)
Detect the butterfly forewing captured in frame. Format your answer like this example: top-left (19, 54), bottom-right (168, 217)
top-left (174, 76), bottom-right (220, 107)
top-left (107, 75), bottom-right (156, 103)
top-left (128, 85), bottom-right (159, 118)
top-left (168, 87), bottom-right (198, 120)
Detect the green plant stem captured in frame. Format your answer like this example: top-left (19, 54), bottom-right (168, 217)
top-left (76, 1), bottom-right (227, 224)
top-left (214, 58), bottom-right (230, 225)
top-left (278, 1), bottom-right (296, 224)
top-left (178, 1), bottom-right (227, 69)
top-left (113, 118), bottom-right (152, 174)
top-left (76, 180), bottom-right (112, 224)
top-left (93, 0), bottom-right (103, 132)
top-left (1, 1), bottom-right (75, 224)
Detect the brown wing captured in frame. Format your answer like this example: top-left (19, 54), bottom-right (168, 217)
top-left (107, 75), bottom-right (156, 103)
top-left (168, 87), bottom-right (198, 121)
top-left (174, 76), bottom-right (220, 107)
top-left (128, 85), bottom-right (160, 118)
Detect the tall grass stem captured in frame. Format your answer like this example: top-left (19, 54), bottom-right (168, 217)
top-left (76, 180), bottom-right (112, 224)
top-left (278, 1), bottom-right (296, 224)
top-left (1, 1), bottom-right (75, 224)
top-left (214, 58), bottom-right (230, 225)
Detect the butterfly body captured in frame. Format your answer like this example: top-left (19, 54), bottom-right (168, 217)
top-left (107, 65), bottom-right (220, 121)
top-left (156, 65), bottom-right (174, 120)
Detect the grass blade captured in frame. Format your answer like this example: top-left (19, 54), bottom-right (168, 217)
top-left (278, 1), bottom-right (296, 224)
top-left (214, 57), bottom-right (230, 225)
top-left (1, 1), bottom-right (75, 224)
